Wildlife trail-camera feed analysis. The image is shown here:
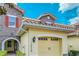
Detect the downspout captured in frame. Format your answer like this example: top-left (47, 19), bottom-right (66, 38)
top-left (28, 28), bottom-right (29, 56)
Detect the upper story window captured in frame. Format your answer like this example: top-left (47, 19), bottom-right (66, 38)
top-left (9, 15), bottom-right (16, 28)
top-left (47, 16), bottom-right (50, 19)
top-left (5, 15), bottom-right (20, 28)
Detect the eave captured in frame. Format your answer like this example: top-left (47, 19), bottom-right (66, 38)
top-left (14, 6), bottom-right (24, 15)
top-left (67, 32), bottom-right (79, 37)
top-left (27, 22), bottom-right (74, 30)
top-left (18, 22), bottom-right (75, 36)
top-left (5, 3), bottom-right (24, 15)
top-left (17, 22), bottom-right (26, 36)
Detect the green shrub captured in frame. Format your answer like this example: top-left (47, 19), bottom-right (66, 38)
top-left (0, 50), bottom-right (7, 56)
top-left (16, 50), bottom-right (25, 56)
top-left (68, 50), bottom-right (79, 56)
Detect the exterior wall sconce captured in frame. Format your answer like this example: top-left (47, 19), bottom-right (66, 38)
top-left (32, 36), bottom-right (36, 43)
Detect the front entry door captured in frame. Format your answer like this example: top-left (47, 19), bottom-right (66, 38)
top-left (5, 40), bottom-right (14, 53)
top-left (14, 40), bottom-right (18, 53)
top-left (5, 40), bottom-right (18, 53)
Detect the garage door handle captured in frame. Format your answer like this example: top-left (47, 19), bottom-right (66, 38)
top-left (48, 47), bottom-right (51, 50)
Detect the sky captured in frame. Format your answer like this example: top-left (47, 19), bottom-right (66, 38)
top-left (17, 3), bottom-right (79, 25)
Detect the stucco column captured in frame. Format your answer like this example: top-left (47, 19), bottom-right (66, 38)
top-left (2, 41), bottom-right (4, 51)
top-left (62, 36), bottom-right (68, 56)
top-left (30, 36), bottom-right (38, 56)
top-left (35, 36), bottom-right (38, 56)
top-left (0, 41), bottom-right (2, 50)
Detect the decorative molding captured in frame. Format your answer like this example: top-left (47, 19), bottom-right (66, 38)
top-left (2, 37), bottom-right (20, 50)
top-left (36, 34), bottom-right (64, 39)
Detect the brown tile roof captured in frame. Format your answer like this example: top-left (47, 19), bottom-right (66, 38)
top-left (22, 17), bottom-right (75, 33)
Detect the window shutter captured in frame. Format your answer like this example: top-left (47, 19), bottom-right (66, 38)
top-left (16, 17), bottom-right (19, 28)
top-left (5, 15), bottom-right (9, 27)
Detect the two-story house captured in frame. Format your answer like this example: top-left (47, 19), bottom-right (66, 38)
top-left (0, 3), bottom-right (23, 53)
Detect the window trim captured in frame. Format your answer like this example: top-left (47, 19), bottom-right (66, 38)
top-left (7, 14), bottom-right (16, 28)
top-left (47, 16), bottom-right (50, 19)
top-left (38, 37), bottom-right (48, 40)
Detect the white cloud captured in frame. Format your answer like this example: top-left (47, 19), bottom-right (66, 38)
top-left (59, 3), bottom-right (79, 24)
top-left (59, 3), bottom-right (79, 13)
top-left (69, 17), bottom-right (79, 24)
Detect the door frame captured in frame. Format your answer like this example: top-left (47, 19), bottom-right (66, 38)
top-left (36, 34), bottom-right (65, 55)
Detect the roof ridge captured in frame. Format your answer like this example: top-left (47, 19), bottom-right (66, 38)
top-left (37, 13), bottom-right (56, 20)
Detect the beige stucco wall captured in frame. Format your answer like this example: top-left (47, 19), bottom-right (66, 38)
top-left (20, 27), bottom-right (68, 56)
top-left (68, 36), bottom-right (79, 51)
top-left (19, 31), bottom-right (29, 56)
top-left (28, 27), bottom-right (68, 56)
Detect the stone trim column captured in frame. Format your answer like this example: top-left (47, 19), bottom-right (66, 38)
top-left (35, 36), bottom-right (38, 56)
top-left (62, 36), bottom-right (68, 56)
top-left (0, 40), bottom-right (2, 50)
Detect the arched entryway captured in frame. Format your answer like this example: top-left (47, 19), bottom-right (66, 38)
top-left (2, 38), bottom-right (20, 54)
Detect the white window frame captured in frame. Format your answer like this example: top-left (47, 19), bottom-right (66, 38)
top-left (47, 16), bottom-right (50, 19)
top-left (7, 15), bottom-right (16, 28)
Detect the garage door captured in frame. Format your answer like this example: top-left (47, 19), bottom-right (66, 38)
top-left (38, 37), bottom-right (62, 56)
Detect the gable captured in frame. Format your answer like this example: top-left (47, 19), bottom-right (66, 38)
top-left (38, 13), bottom-right (56, 24)
top-left (4, 3), bottom-right (23, 16)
